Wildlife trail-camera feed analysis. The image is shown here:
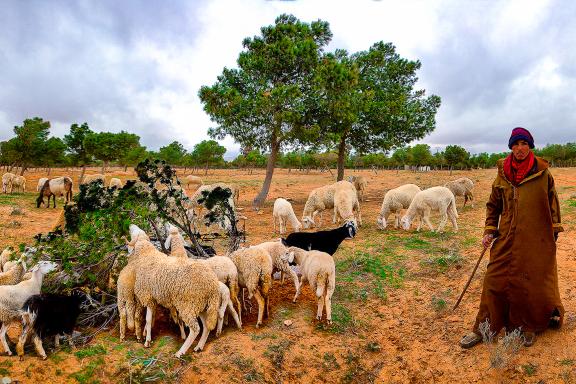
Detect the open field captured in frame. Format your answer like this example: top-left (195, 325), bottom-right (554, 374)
top-left (0, 167), bottom-right (575, 383)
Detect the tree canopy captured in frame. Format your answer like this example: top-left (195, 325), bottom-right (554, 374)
top-left (191, 140), bottom-right (226, 175)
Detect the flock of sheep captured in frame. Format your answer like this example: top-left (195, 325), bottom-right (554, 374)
top-left (0, 170), bottom-right (475, 359)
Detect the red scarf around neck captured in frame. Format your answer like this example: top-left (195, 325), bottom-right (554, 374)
top-left (503, 151), bottom-right (535, 185)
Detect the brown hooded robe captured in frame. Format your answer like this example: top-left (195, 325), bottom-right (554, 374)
top-left (473, 156), bottom-right (564, 334)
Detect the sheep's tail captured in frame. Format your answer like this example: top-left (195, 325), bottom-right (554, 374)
top-left (315, 272), bottom-right (328, 298)
top-left (205, 289), bottom-right (220, 331)
top-left (449, 194), bottom-right (458, 218)
top-left (126, 302), bottom-right (136, 331)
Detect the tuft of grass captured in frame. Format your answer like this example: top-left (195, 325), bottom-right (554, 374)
top-left (522, 363), bottom-right (537, 376)
top-left (479, 320), bottom-right (524, 369)
top-left (403, 237), bottom-right (431, 250)
top-left (431, 296), bottom-right (447, 312)
top-left (316, 303), bottom-right (357, 335)
top-left (422, 248), bottom-right (462, 272)
top-left (75, 344), bottom-right (106, 359)
top-left (365, 341), bottom-right (381, 352)
top-left (10, 206), bottom-right (24, 215)
top-left (322, 352), bottom-right (340, 370)
top-left (230, 355), bottom-right (263, 382)
top-left (560, 359), bottom-right (574, 366)
top-left (69, 356), bottom-right (104, 384)
top-left (251, 332), bottom-right (278, 341)
top-left (264, 339), bottom-right (293, 369)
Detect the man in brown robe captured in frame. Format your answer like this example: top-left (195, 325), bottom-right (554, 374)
top-left (460, 127), bottom-right (564, 348)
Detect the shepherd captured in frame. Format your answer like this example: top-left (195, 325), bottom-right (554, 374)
top-left (460, 127), bottom-right (564, 349)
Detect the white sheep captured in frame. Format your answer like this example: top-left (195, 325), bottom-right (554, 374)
top-left (81, 174), bottom-right (105, 185)
top-left (37, 178), bottom-right (48, 192)
top-left (333, 182), bottom-right (362, 227)
top-left (347, 175), bottom-right (367, 202)
top-left (2, 173), bottom-right (15, 194)
top-left (0, 255), bottom-right (26, 285)
top-left (273, 198), bottom-right (301, 234)
top-left (109, 177), bottom-right (123, 189)
top-left (0, 261), bottom-right (57, 355)
top-left (128, 225), bottom-right (221, 356)
top-left (400, 186), bottom-right (458, 232)
top-left (11, 175), bottom-right (26, 193)
top-left (251, 240), bottom-right (299, 302)
top-left (281, 247), bottom-right (335, 323)
top-left (444, 177), bottom-right (475, 208)
top-left (302, 180), bottom-right (354, 229)
top-left (202, 256), bottom-right (242, 326)
top-left (0, 248), bottom-right (13, 272)
top-left (215, 282), bottom-right (242, 337)
top-left (227, 247), bottom-right (272, 328)
top-left (183, 175), bottom-right (203, 190)
top-left (377, 184), bottom-right (421, 229)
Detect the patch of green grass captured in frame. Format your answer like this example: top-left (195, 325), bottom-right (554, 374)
top-left (251, 332), bottom-right (279, 341)
top-left (560, 359), bottom-right (574, 366)
top-left (231, 355), bottom-right (263, 382)
top-left (403, 237), bottom-right (431, 250)
top-left (0, 368), bottom-right (9, 376)
top-left (69, 356), bottom-right (104, 384)
top-left (264, 339), bottom-right (293, 369)
top-left (522, 363), bottom-right (537, 376)
top-left (431, 296), bottom-right (448, 312)
top-left (322, 352), bottom-right (340, 370)
top-left (75, 344), bottom-right (106, 359)
top-left (462, 237), bottom-right (478, 247)
top-left (568, 199), bottom-right (576, 208)
top-left (50, 353), bottom-right (65, 363)
top-left (365, 341), bottom-right (381, 352)
top-left (422, 249), bottom-right (462, 272)
top-left (317, 303), bottom-right (355, 334)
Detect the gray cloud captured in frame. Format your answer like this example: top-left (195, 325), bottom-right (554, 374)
top-left (0, 0), bottom-right (574, 155)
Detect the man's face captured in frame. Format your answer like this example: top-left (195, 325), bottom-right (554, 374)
top-left (511, 140), bottom-right (530, 161)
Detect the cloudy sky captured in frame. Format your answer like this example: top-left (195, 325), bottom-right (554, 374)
top-left (1, 0), bottom-right (574, 159)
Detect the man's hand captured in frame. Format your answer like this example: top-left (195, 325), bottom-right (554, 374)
top-left (482, 234), bottom-right (494, 248)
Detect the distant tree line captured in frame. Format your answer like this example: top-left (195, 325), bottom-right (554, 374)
top-left (0, 118), bottom-right (227, 182)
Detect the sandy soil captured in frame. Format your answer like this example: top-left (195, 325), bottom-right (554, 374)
top-left (0, 167), bottom-right (574, 383)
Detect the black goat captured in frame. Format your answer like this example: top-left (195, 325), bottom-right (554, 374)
top-left (17, 293), bottom-right (83, 360)
top-left (281, 221), bottom-right (357, 257)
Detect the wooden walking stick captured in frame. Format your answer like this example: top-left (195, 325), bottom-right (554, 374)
top-left (453, 240), bottom-right (495, 311)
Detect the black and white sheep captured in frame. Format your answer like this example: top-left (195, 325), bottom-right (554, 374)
top-left (281, 221), bottom-right (357, 256)
top-left (17, 293), bottom-right (83, 359)
top-left (36, 177), bottom-right (73, 208)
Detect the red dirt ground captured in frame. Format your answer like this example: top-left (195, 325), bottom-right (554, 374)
top-left (0, 167), bottom-right (575, 383)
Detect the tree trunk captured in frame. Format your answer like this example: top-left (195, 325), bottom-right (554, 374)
top-left (449, 165), bottom-right (453, 176)
top-left (204, 161), bottom-right (209, 176)
top-left (101, 162), bottom-right (106, 174)
top-left (79, 165), bottom-right (87, 185)
top-left (336, 136), bottom-right (347, 181)
top-left (20, 165), bottom-right (27, 176)
top-left (47, 167), bottom-right (51, 176)
top-left (252, 141), bottom-right (280, 210)
top-left (124, 165), bottom-right (128, 172)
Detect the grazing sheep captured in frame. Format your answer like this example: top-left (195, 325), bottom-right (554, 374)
top-left (202, 256), bottom-right (242, 326)
top-left (252, 240), bottom-right (299, 302)
top-left (0, 248), bottom-right (14, 272)
top-left (302, 181), bottom-right (354, 229)
top-left (333, 183), bottom-right (362, 227)
top-left (444, 177), bottom-right (475, 208)
top-left (281, 221), bottom-right (357, 256)
top-left (215, 282), bottom-right (242, 337)
top-left (0, 261), bottom-right (57, 355)
top-left (227, 247), bottom-right (272, 328)
top-left (37, 178), bottom-right (48, 192)
top-left (0, 255), bottom-right (26, 285)
top-left (347, 175), bottom-right (367, 202)
top-left (2, 172), bottom-right (15, 194)
top-left (109, 177), bottom-right (123, 189)
top-left (36, 177), bottom-right (73, 208)
top-left (184, 175), bottom-right (203, 190)
top-left (273, 198), bottom-right (301, 234)
top-left (281, 247), bottom-right (335, 323)
top-left (377, 184), bottom-right (421, 229)
top-left (17, 293), bottom-right (83, 359)
top-left (400, 186), bottom-right (458, 232)
top-left (81, 174), bottom-right (105, 185)
top-left (11, 175), bottom-right (26, 193)
top-left (128, 225), bottom-right (221, 356)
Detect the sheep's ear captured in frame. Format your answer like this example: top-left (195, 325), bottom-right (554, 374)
top-left (288, 251), bottom-right (295, 264)
top-left (165, 235), bottom-right (172, 250)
